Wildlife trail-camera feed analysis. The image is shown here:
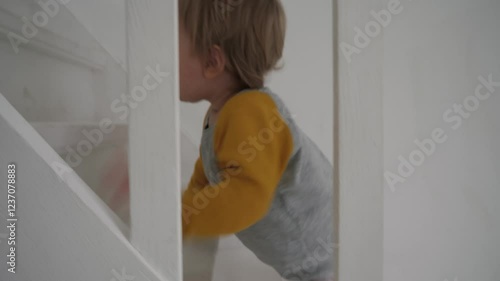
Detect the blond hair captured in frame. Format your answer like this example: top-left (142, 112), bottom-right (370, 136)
top-left (179, 0), bottom-right (286, 89)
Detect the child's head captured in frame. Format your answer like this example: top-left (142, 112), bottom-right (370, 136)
top-left (178, 0), bottom-right (286, 103)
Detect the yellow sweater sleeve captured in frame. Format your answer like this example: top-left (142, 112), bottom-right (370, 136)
top-left (182, 91), bottom-right (293, 237)
top-left (187, 156), bottom-right (208, 191)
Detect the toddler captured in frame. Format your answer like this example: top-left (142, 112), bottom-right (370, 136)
top-left (179, 1), bottom-right (335, 280)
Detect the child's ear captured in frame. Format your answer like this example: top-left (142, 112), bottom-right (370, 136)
top-left (203, 45), bottom-right (226, 79)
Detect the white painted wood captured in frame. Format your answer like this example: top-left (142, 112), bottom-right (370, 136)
top-left (0, 0), bottom-right (127, 124)
top-left (31, 123), bottom-right (207, 280)
top-left (127, 1), bottom-right (182, 281)
top-left (336, 0), bottom-right (385, 280)
top-left (30, 122), bottom-right (131, 224)
top-left (31, 122), bottom-right (128, 154)
top-left (382, 1), bottom-right (500, 280)
top-left (332, 2), bottom-right (340, 281)
top-left (63, 0), bottom-right (128, 70)
top-left (0, 4), bottom-right (106, 70)
top-left (0, 93), bottom-right (165, 281)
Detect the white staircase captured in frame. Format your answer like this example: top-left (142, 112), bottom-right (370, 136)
top-left (0, 93), bottom-right (169, 281)
top-left (0, 0), bottom-right (183, 280)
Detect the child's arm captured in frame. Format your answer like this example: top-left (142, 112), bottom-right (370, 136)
top-left (186, 156), bottom-right (209, 191)
top-left (182, 92), bottom-right (293, 237)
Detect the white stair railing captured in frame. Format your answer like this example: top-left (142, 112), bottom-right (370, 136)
top-left (126, 1), bottom-right (182, 281)
top-left (0, 93), bottom-right (166, 281)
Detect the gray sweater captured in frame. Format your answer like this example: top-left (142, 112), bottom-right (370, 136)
top-left (199, 87), bottom-right (336, 281)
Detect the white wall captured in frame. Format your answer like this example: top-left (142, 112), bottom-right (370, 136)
top-left (383, 0), bottom-right (500, 280)
top-left (267, 0), bottom-right (334, 163)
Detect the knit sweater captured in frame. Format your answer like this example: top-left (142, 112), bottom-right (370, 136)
top-left (182, 87), bottom-right (335, 281)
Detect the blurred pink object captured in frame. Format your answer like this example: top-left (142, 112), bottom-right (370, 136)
top-left (99, 144), bottom-right (130, 225)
